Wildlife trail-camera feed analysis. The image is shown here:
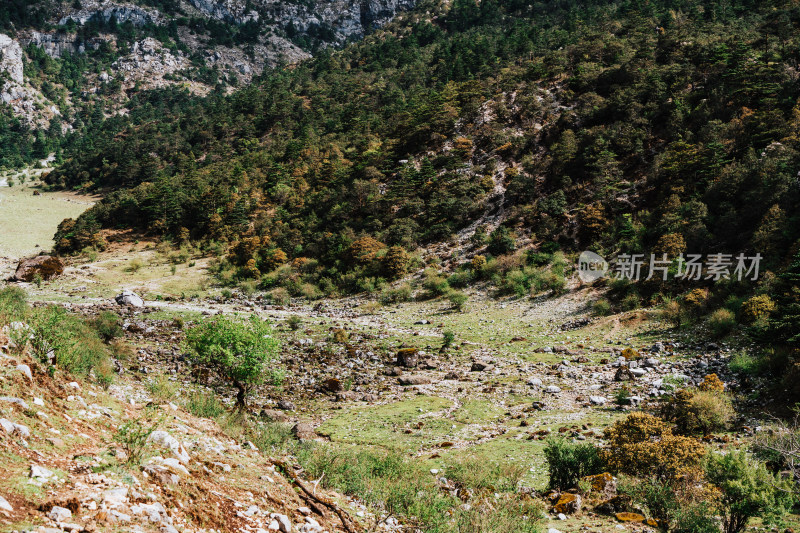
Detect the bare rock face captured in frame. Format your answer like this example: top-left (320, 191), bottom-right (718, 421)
top-left (13, 255), bottom-right (64, 282)
top-left (0, 34), bottom-right (24, 84)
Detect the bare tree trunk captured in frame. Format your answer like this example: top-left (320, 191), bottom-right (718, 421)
top-left (235, 381), bottom-right (247, 409)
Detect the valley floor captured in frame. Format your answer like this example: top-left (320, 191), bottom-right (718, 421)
top-left (0, 241), bottom-right (797, 532)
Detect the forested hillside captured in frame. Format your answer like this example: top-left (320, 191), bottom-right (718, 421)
top-left (45, 0), bottom-right (800, 358)
top-left (0, 0), bottom-right (416, 167)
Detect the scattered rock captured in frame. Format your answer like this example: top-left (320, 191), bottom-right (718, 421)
top-left (148, 431), bottom-right (190, 464)
top-left (0, 396), bottom-right (29, 409)
top-left (277, 400), bottom-right (296, 411)
top-left (470, 361), bottom-right (494, 372)
top-left (398, 375), bottom-right (431, 386)
top-left (115, 290), bottom-right (144, 307)
top-left (553, 493), bottom-right (581, 514)
top-left (13, 255), bottom-right (64, 282)
top-left (583, 472), bottom-right (616, 498)
top-left (30, 464), bottom-right (53, 481)
top-left (0, 494), bottom-right (13, 512)
top-left (614, 367), bottom-right (634, 381)
top-left (292, 423), bottom-right (316, 440)
top-left (616, 511), bottom-right (646, 523)
top-left (323, 377), bottom-right (343, 392)
top-left (48, 505), bottom-right (72, 522)
top-left (16, 364), bottom-right (32, 382)
top-left (396, 348), bottom-right (419, 368)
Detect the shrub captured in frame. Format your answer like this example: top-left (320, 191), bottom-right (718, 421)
top-left (544, 436), bottom-right (603, 490)
top-left (125, 258), bottom-right (144, 273)
top-left (470, 255), bottom-right (487, 271)
top-left (185, 315), bottom-right (280, 407)
top-left (708, 308), bottom-right (736, 338)
top-left (661, 299), bottom-right (685, 328)
top-left (29, 306), bottom-right (113, 383)
top-left (740, 294), bottom-right (777, 324)
top-left (705, 450), bottom-right (794, 533)
top-left (269, 287), bottom-right (290, 306)
top-left (146, 375), bottom-right (178, 402)
top-left (422, 269), bottom-right (450, 297)
top-left (115, 411), bottom-right (164, 465)
top-left (383, 246), bottom-right (410, 279)
top-left (380, 283), bottom-right (412, 304)
top-left (602, 412), bottom-right (706, 480)
top-left (592, 299), bottom-right (612, 316)
top-left (698, 373), bottom-right (725, 392)
top-left (620, 292), bottom-right (641, 311)
top-left (442, 330), bottom-right (455, 349)
top-left (251, 421), bottom-right (295, 454)
top-left (297, 444), bottom-right (543, 533)
top-left (661, 389), bottom-right (734, 435)
top-left (728, 351), bottom-right (767, 376)
top-left (332, 328), bottom-right (349, 343)
top-left (91, 311), bottom-right (123, 343)
top-left (621, 476), bottom-right (718, 533)
top-left (447, 290), bottom-right (468, 311)
top-left (287, 315), bottom-right (302, 330)
top-left (300, 283), bottom-right (322, 300)
top-left (348, 236), bottom-right (386, 265)
top-left (447, 269), bottom-right (473, 288)
top-left (487, 226), bottom-right (516, 256)
top-left (0, 286), bottom-right (28, 324)
top-left (684, 288), bottom-right (708, 313)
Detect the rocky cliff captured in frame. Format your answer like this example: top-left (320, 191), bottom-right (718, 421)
top-left (0, 0), bottom-right (416, 127)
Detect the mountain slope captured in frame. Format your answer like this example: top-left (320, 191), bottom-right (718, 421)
top-left (0, 0), bottom-right (417, 167)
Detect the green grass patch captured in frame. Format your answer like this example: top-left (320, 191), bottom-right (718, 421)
top-left (317, 396), bottom-right (460, 451)
top-left (297, 443), bottom-right (543, 533)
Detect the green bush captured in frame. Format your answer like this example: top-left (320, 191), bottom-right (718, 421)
top-left (442, 330), bottom-right (455, 349)
top-left (592, 299), bottom-right (612, 316)
top-left (146, 375), bottom-right (178, 402)
top-left (543, 436), bottom-right (603, 490)
top-left (728, 351), bottom-right (768, 376)
top-left (269, 287), bottom-right (290, 306)
top-left (29, 306), bottom-right (114, 383)
top-left (422, 269), bottom-right (450, 297)
top-left (620, 477), bottom-right (718, 533)
top-left (91, 311), bottom-right (123, 342)
top-left (0, 286), bottom-right (27, 324)
top-left (447, 269), bottom-right (474, 288)
top-left (661, 389), bottom-right (734, 435)
top-left (705, 450), bottom-right (795, 533)
top-left (115, 411), bottom-right (165, 465)
top-left (185, 315), bottom-right (281, 407)
top-left (487, 226), bottom-right (516, 256)
top-left (620, 292), bottom-right (641, 311)
top-left (287, 315), bottom-right (302, 330)
top-left (380, 283), bottom-right (412, 304)
top-left (708, 308), bottom-right (736, 338)
top-left (447, 290), bottom-right (468, 311)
